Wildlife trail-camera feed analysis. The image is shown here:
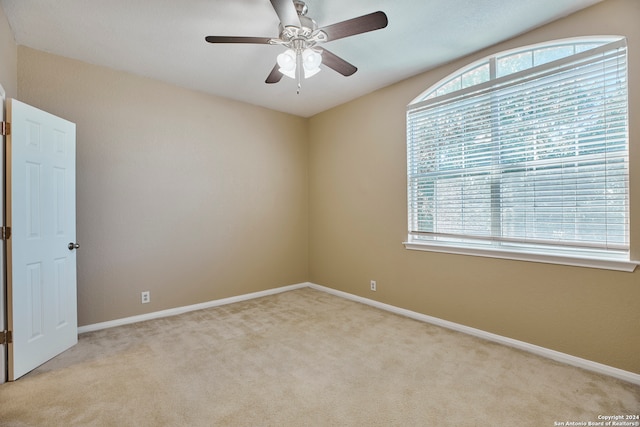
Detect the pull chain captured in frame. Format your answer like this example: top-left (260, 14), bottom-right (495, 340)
top-left (296, 48), bottom-right (303, 94)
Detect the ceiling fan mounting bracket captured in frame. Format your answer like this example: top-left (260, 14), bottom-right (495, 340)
top-left (294, 0), bottom-right (308, 16)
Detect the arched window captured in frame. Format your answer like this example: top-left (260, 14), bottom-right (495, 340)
top-left (405, 37), bottom-right (634, 271)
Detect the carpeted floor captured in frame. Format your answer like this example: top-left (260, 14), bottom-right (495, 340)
top-left (1, 287), bottom-right (638, 426)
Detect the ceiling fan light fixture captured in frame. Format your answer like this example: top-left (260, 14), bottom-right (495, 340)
top-left (277, 47), bottom-right (321, 80)
top-left (302, 48), bottom-right (322, 78)
top-left (277, 48), bottom-right (297, 78)
top-left (303, 67), bottom-right (320, 79)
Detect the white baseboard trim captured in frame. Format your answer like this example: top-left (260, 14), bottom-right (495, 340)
top-left (307, 283), bottom-right (640, 386)
top-left (78, 281), bottom-right (639, 385)
top-left (78, 282), bottom-right (309, 334)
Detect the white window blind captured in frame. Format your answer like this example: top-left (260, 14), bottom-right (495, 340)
top-left (407, 38), bottom-right (629, 262)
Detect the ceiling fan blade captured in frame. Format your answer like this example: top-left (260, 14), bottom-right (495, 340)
top-left (320, 49), bottom-right (357, 76)
top-left (319, 11), bottom-right (388, 42)
top-left (266, 64), bottom-right (284, 84)
top-left (205, 36), bottom-right (273, 44)
top-left (269, 0), bottom-right (301, 28)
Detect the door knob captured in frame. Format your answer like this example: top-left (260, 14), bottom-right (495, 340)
top-left (68, 242), bottom-right (80, 250)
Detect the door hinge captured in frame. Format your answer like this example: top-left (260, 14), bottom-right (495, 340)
top-left (1, 330), bottom-right (11, 345)
top-left (1, 226), bottom-right (10, 240)
top-left (1, 121), bottom-right (10, 136)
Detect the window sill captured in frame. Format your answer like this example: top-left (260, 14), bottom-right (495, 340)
top-left (403, 240), bottom-right (638, 272)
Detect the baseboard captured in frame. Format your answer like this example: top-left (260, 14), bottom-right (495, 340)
top-left (307, 283), bottom-right (640, 386)
top-left (78, 281), bottom-right (640, 385)
top-left (78, 282), bottom-right (310, 334)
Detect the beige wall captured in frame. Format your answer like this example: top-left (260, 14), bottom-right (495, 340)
top-left (17, 47), bottom-right (309, 326)
top-left (309, 0), bottom-right (640, 374)
top-left (0, 4), bottom-right (16, 98)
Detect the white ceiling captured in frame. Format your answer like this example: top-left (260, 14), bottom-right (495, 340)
top-left (1, 0), bottom-right (603, 117)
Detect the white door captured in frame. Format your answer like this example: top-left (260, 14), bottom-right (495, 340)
top-left (6, 98), bottom-right (77, 381)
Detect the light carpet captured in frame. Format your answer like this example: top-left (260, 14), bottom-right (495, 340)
top-left (1, 287), bottom-right (638, 426)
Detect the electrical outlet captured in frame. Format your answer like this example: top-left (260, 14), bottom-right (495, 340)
top-left (370, 280), bottom-right (377, 291)
top-left (141, 291), bottom-right (150, 304)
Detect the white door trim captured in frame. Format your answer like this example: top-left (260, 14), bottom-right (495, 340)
top-left (1, 83), bottom-right (6, 385)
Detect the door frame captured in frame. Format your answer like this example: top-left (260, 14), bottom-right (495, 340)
top-left (1, 83), bottom-right (6, 385)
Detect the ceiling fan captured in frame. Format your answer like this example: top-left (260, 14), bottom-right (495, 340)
top-left (205, 0), bottom-right (388, 93)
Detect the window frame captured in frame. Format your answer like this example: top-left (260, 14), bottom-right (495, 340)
top-left (404, 37), bottom-right (637, 272)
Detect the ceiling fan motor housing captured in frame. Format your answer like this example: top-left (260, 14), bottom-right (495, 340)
top-left (278, 1), bottom-right (329, 49)
top-left (279, 8), bottom-right (323, 46)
